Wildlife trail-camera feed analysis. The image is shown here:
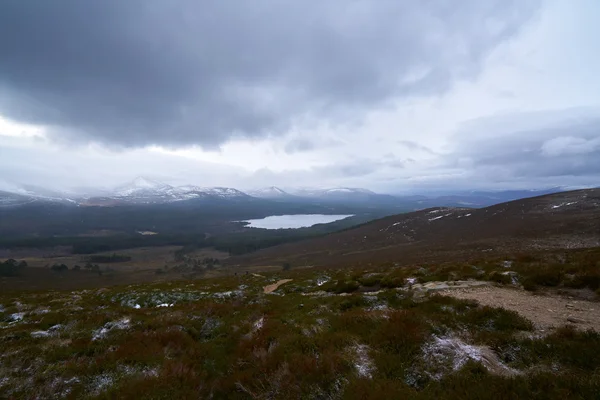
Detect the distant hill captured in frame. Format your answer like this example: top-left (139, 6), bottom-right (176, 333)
top-left (229, 188), bottom-right (600, 267)
top-left (0, 176), bottom-right (567, 210)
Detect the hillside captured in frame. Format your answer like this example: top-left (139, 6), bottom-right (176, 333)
top-left (230, 188), bottom-right (600, 267)
top-left (2, 250), bottom-right (600, 398)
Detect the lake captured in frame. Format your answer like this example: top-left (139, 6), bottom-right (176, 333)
top-left (242, 214), bottom-right (354, 229)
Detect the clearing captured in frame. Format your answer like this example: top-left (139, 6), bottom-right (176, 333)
top-left (263, 279), bottom-right (293, 293)
top-left (444, 286), bottom-right (600, 332)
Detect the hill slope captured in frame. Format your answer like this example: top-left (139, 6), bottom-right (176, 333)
top-left (230, 188), bottom-right (600, 267)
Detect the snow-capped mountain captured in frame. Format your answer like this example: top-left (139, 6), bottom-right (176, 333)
top-left (0, 179), bottom-right (78, 206)
top-left (103, 178), bottom-right (250, 204)
top-left (248, 186), bottom-right (292, 199)
top-left (0, 177), bottom-right (575, 209)
top-left (114, 177), bottom-right (172, 197)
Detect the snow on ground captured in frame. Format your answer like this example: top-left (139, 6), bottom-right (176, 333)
top-left (352, 344), bottom-right (375, 379)
top-left (316, 276), bottom-right (330, 286)
top-left (109, 290), bottom-right (210, 308)
top-left (30, 325), bottom-right (62, 338)
top-left (253, 316), bottom-right (265, 332)
top-left (552, 201), bottom-right (578, 209)
top-left (421, 336), bottom-right (517, 379)
top-left (92, 317), bottom-right (131, 341)
top-left (213, 290), bottom-right (244, 299)
top-left (7, 312), bottom-right (25, 324)
top-left (88, 374), bottom-right (115, 397)
top-left (428, 213), bottom-right (452, 222)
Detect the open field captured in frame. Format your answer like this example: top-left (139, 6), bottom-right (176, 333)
top-left (0, 246), bottom-right (233, 293)
top-left (1, 251), bottom-right (599, 399)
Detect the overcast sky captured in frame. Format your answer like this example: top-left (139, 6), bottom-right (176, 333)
top-left (1, 0), bottom-right (599, 194)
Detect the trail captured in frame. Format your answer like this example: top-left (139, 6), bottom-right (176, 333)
top-left (443, 286), bottom-right (600, 332)
top-left (263, 279), bottom-right (293, 294)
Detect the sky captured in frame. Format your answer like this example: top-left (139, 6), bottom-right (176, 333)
top-left (1, 0), bottom-right (599, 194)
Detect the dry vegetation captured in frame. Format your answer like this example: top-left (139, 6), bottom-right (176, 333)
top-left (1, 248), bottom-right (599, 399)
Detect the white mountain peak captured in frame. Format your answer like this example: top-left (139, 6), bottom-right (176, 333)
top-left (249, 186), bottom-right (290, 198)
top-left (130, 177), bottom-right (170, 189)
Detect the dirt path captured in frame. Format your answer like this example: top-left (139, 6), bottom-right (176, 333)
top-left (443, 286), bottom-right (600, 332)
top-left (263, 279), bottom-right (293, 294)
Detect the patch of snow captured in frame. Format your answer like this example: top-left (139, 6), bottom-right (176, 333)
top-left (157, 303), bottom-right (173, 308)
top-left (422, 336), bottom-right (518, 380)
top-left (429, 213), bottom-right (452, 222)
top-left (89, 373), bottom-right (115, 396)
top-left (316, 276), bottom-right (330, 286)
top-left (406, 277), bottom-right (417, 285)
top-left (31, 330), bottom-right (51, 338)
top-left (551, 201), bottom-right (576, 209)
top-left (423, 336), bottom-right (484, 379)
top-left (136, 230), bottom-right (158, 236)
top-left (110, 290), bottom-right (209, 308)
top-left (8, 312), bottom-right (25, 323)
top-left (352, 344), bottom-right (375, 379)
top-left (502, 260), bottom-right (513, 268)
top-left (213, 290), bottom-right (243, 299)
top-left (253, 316), bottom-right (265, 332)
top-left (92, 317), bottom-right (131, 341)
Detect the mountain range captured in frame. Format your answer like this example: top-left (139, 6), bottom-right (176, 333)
top-left (0, 176), bottom-right (568, 209)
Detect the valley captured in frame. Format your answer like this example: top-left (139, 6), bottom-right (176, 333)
top-left (1, 187), bottom-right (599, 398)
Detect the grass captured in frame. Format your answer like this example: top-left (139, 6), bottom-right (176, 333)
top-left (0, 248), bottom-right (599, 398)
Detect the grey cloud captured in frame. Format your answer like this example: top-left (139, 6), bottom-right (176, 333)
top-left (443, 109), bottom-right (600, 184)
top-left (284, 138), bottom-right (315, 154)
top-left (0, 0), bottom-right (539, 148)
top-left (398, 140), bottom-right (437, 154)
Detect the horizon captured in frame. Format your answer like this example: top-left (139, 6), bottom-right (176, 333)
top-left (0, 173), bottom-right (592, 199)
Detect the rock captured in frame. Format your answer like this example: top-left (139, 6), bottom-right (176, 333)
top-left (567, 317), bottom-right (585, 324)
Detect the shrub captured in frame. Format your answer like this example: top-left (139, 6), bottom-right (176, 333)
top-left (358, 274), bottom-right (382, 287)
top-left (522, 278), bottom-right (537, 292)
top-left (50, 263), bottom-right (69, 272)
top-left (489, 271), bottom-right (511, 285)
top-left (339, 295), bottom-right (369, 311)
top-left (0, 259), bottom-right (25, 277)
top-left (330, 280), bottom-right (360, 294)
top-left (528, 268), bottom-right (563, 287)
top-left (566, 274), bottom-right (600, 290)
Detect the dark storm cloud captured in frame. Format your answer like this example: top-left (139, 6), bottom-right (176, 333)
top-left (0, 1), bottom-right (540, 148)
